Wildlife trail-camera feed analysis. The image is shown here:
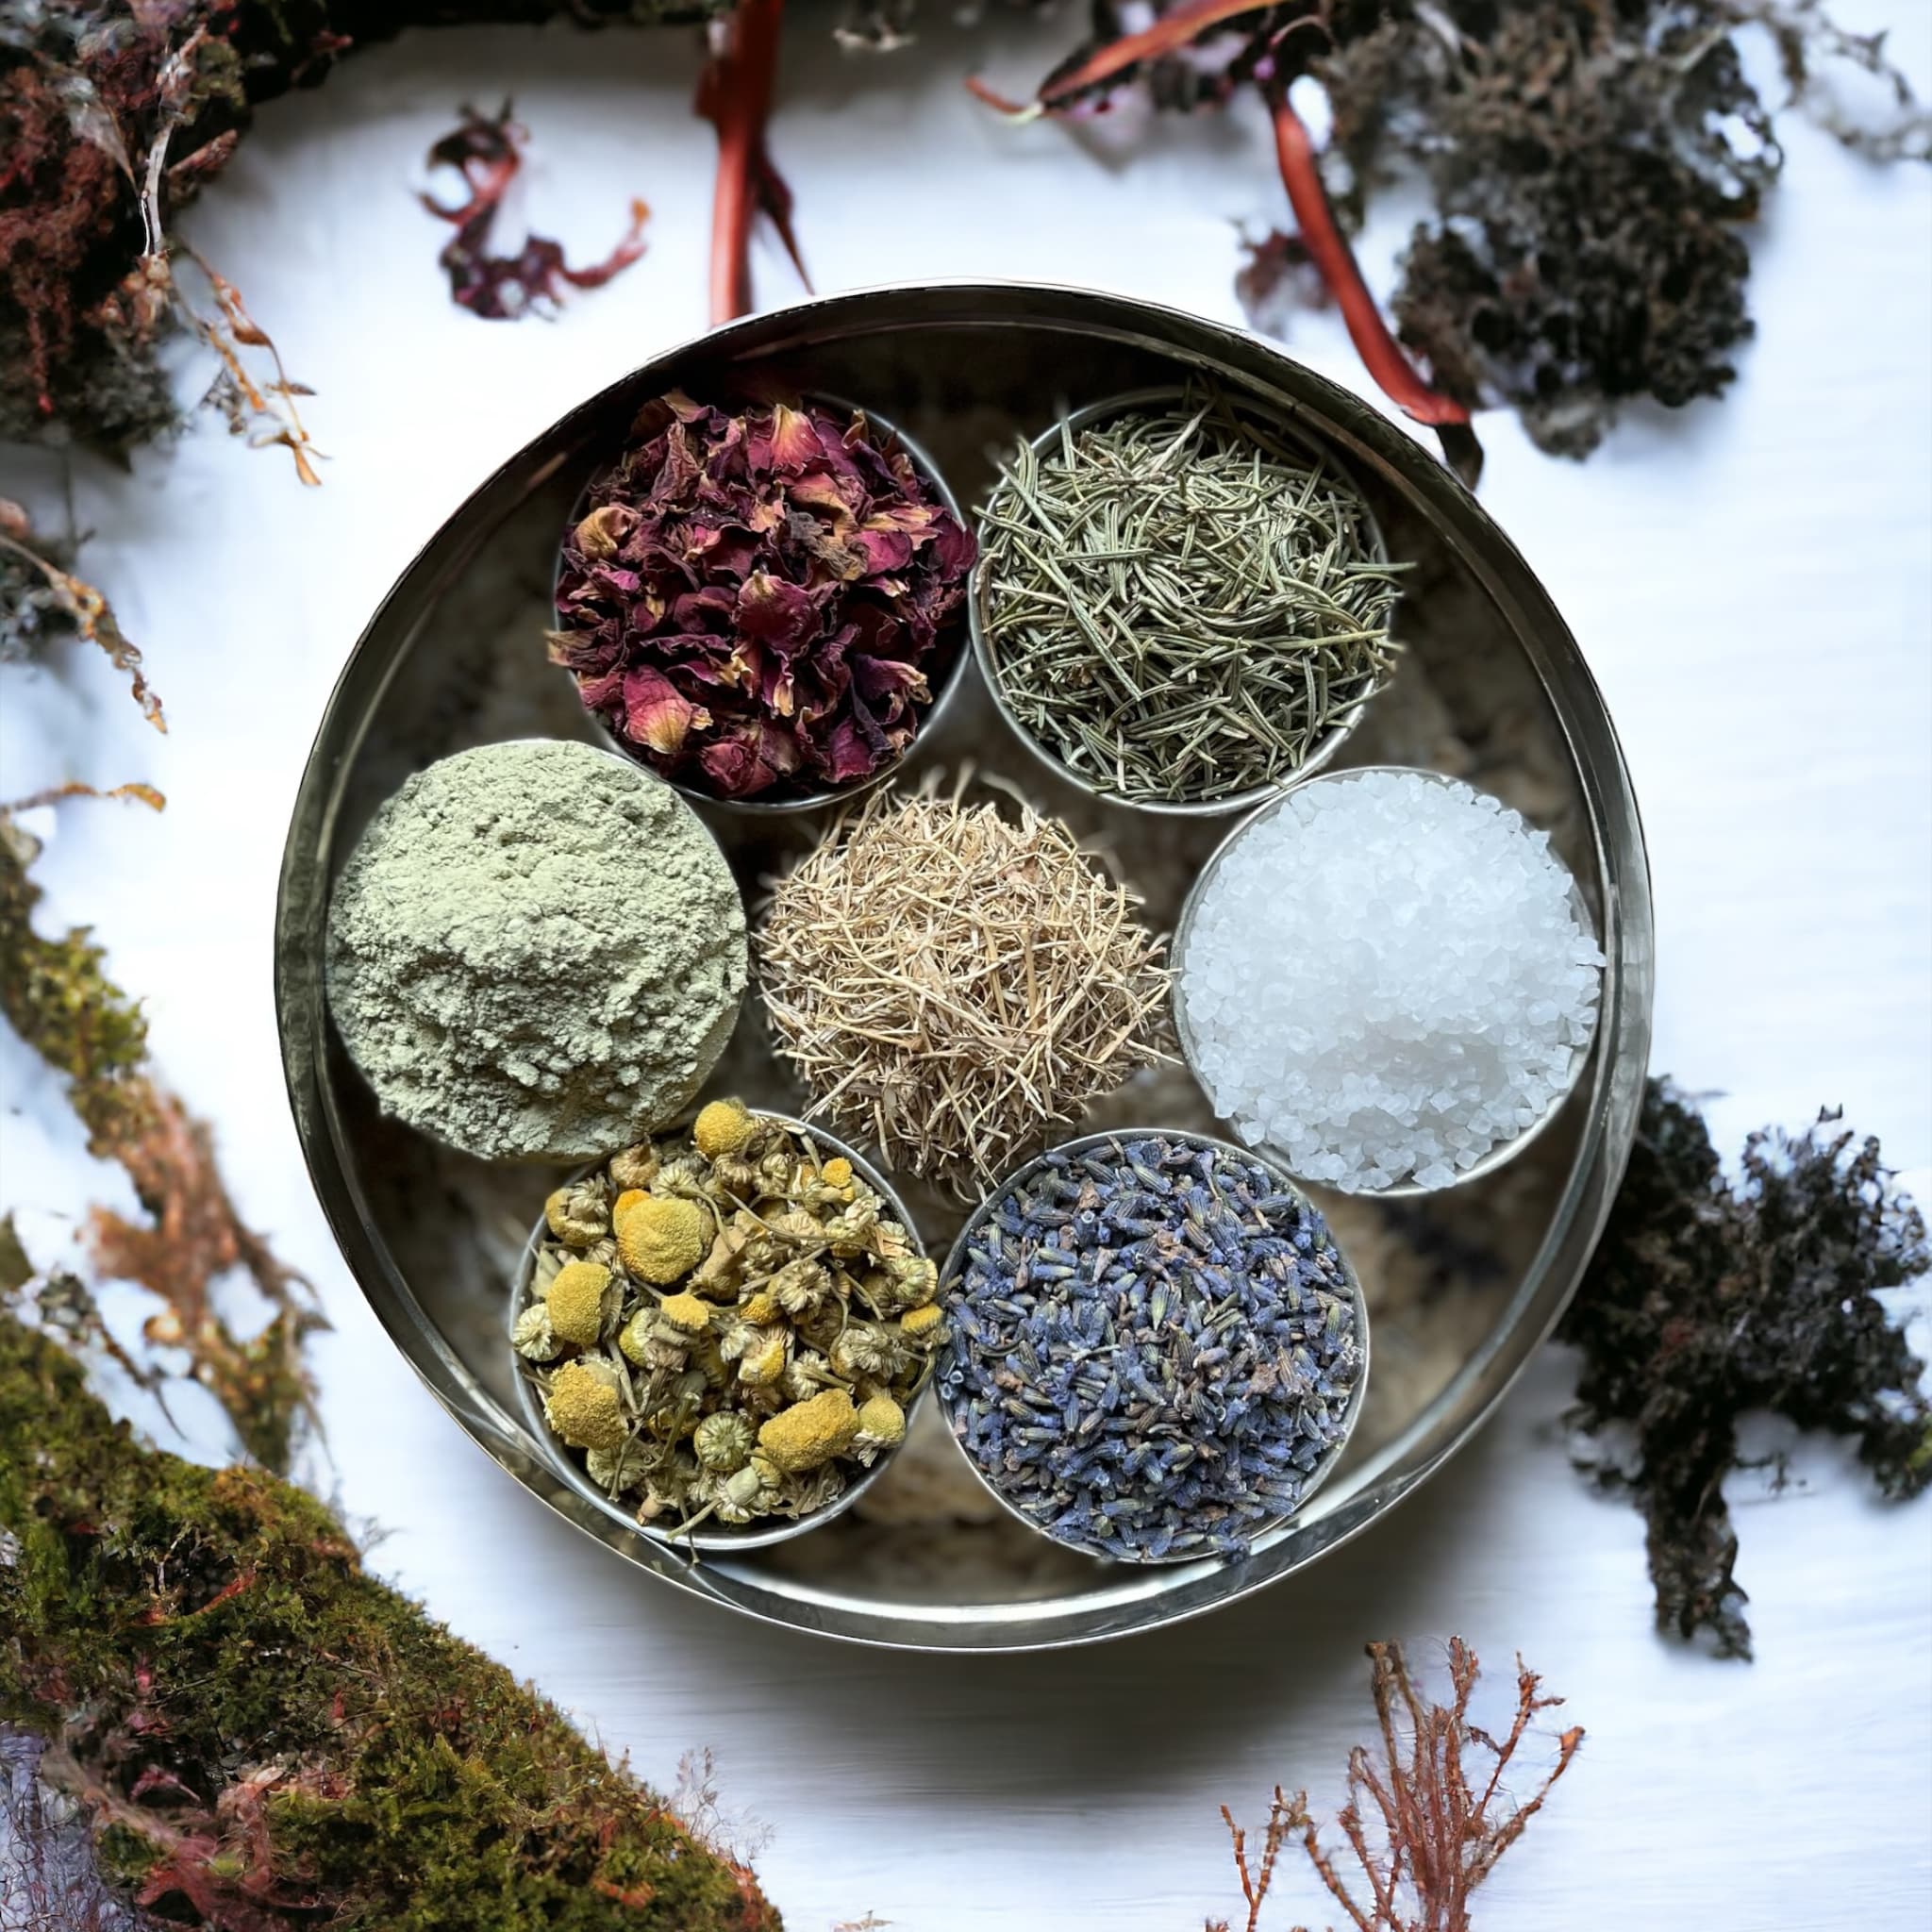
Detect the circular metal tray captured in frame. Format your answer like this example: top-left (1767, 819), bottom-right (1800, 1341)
top-left (275, 281), bottom-right (1653, 1653)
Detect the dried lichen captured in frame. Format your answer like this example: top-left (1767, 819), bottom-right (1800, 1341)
top-left (0, 1307), bottom-right (780, 1931)
top-left (1559, 1078), bottom-right (1931, 1657)
top-left (1208, 1639), bottom-right (1582, 1932)
top-left (0, 806), bottom-right (155, 1153)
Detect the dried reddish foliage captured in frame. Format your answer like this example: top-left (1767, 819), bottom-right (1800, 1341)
top-left (1209, 1640), bottom-right (1582, 1932)
top-left (0, 793), bottom-right (324, 1472)
top-left (87, 1091), bottom-right (325, 1474)
top-left (420, 101), bottom-right (650, 320)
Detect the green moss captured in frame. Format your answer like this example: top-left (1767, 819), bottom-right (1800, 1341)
top-left (0, 1309), bottom-right (779, 1930)
top-left (0, 814), bottom-right (152, 1152)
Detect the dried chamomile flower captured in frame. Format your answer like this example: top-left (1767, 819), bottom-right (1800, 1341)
top-left (517, 1110), bottom-right (946, 1536)
top-left (829, 1323), bottom-right (899, 1381)
top-left (758, 1389), bottom-right (859, 1474)
top-left (694, 1410), bottom-right (757, 1474)
top-left (769, 1257), bottom-right (830, 1317)
top-left (545, 1176), bottom-right (610, 1248)
top-left (694, 1097), bottom-right (756, 1159)
top-left (546, 1260), bottom-right (614, 1347)
top-left (900, 1304), bottom-right (944, 1341)
top-left (512, 1301), bottom-right (561, 1361)
top-left (608, 1138), bottom-right (660, 1191)
top-left (545, 1358), bottom-right (626, 1454)
top-left (658, 1291), bottom-right (713, 1335)
top-left (855, 1393), bottom-right (906, 1453)
top-left (617, 1195), bottom-right (708, 1284)
top-left (587, 1438), bottom-right (653, 1493)
top-left (735, 1327), bottom-right (791, 1388)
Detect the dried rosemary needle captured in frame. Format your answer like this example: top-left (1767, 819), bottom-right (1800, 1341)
top-left (978, 384), bottom-right (1403, 804)
top-left (757, 787), bottom-right (1170, 1191)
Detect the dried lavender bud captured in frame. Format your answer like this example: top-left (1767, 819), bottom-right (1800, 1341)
top-left (943, 1134), bottom-right (1363, 1562)
top-left (1561, 1079), bottom-right (1931, 1657)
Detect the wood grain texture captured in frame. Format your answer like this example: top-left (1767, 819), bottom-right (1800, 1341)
top-left (0, 8), bottom-right (1926, 1927)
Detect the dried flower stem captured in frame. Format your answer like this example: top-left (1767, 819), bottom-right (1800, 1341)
top-left (1209, 1641), bottom-right (1582, 1932)
top-left (699, 0), bottom-right (805, 325)
top-left (1265, 91), bottom-right (1470, 433)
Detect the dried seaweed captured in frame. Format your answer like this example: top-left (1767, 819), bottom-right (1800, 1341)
top-left (1559, 1078), bottom-right (1932, 1657)
top-left (1208, 1639), bottom-right (1582, 1931)
top-left (0, 1308), bottom-right (780, 1932)
top-left (0, 798), bottom-right (325, 1472)
top-left (421, 101), bottom-right (649, 319)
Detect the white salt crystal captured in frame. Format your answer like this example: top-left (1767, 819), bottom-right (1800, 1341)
top-left (1176, 770), bottom-right (1605, 1192)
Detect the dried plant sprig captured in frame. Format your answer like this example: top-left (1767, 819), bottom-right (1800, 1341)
top-left (1560, 1077), bottom-right (1930, 1657)
top-left (0, 502), bottom-right (164, 730)
top-left (758, 784), bottom-right (1171, 1191)
top-left (979, 386), bottom-right (1402, 805)
top-left (1208, 1640), bottom-right (1582, 1932)
top-left (1, 798), bottom-right (325, 1472)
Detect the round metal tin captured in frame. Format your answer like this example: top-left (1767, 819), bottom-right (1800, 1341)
top-left (275, 280), bottom-right (1654, 1652)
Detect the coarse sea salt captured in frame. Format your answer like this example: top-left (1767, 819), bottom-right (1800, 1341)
top-left (1175, 770), bottom-right (1605, 1192)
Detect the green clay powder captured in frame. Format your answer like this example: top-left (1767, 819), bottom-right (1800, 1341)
top-left (326, 739), bottom-right (747, 1162)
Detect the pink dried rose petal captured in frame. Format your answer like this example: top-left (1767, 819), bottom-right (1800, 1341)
top-left (554, 392), bottom-right (974, 798)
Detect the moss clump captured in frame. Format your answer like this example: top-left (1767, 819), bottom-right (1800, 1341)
top-left (1561, 1078), bottom-right (1930, 1657)
top-left (0, 1308), bottom-right (779, 1931)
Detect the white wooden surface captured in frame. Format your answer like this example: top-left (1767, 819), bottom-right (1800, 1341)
top-left (2, 10), bottom-right (1929, 1928)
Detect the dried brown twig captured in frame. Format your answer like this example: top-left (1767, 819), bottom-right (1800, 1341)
top-left (1208, 1641), bottom-right (1582, 1932)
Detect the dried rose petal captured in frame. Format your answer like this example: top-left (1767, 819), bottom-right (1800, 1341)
top-left (553, 393), bottom-right (974, 801)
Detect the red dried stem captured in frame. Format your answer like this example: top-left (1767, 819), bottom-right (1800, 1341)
top-left (1266, 92), bottom-right (1469, 429)
top-left (1212, 1641), bottom-right (1582, 1932)
top-left (969, 0), bottom-right (1283, 115)
top-left (700, 0), bottom-right (801, 325)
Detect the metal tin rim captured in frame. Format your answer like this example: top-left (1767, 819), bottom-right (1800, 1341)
top-left (1171, 765), bottom-right (1603, 1197)
top-left (935, 1126), bottom-right (1370, 1564)
top-left (509, 1110), bottom-right (933, 1554)
top-left (275, 278), bottom-right (1654, 1651)
top-left (552, 393), bottom-right (977, 818)
top-left (972, 384), bottom-right (1393, 819)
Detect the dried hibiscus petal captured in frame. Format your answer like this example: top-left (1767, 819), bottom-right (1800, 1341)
top-left (553, 393), bottom-right (975, 801)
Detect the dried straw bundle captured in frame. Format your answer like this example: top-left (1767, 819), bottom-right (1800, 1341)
top-left (758, 789), bottom-right (1169, 1191)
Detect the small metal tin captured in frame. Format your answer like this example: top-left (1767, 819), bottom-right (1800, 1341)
top-left (1172, 766), bottom-right (1603, 1197)
top-left (510, 1110), bottom-right (933, 1554)
top-left (552, 395), bottom-right (977, 819)
top-left (324, 737), bottom-right (746, 1168)
top-left (936, 1127), bottom-right (1370, 1565)
top-left (972, 384), bottom-right (1392, 819)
